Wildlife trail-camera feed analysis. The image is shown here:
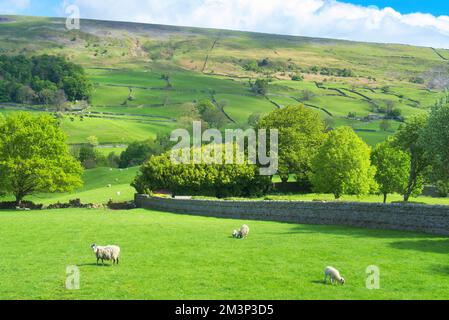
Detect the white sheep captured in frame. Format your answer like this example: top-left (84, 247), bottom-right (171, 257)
top-left (232, 225), bottom-right (250, 239)
top-left (91, 244), bottom-right (121, 265)
top-left (324, 266), bottom-right (345, 285)
top-left (239, 224), bottom-right (250, 238)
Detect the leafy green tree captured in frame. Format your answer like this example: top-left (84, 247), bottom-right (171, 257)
top-left (257, 105), bottom-right (326, 184)
top-left (421, 97), bottom-right (449, 182)
top-left (393, 114), bottom-right (431, 201)
top-left (63, 74), bottom-right (92, 101)
top-left (0, 81), bottom-right (10, 102)
top-left (0, 112), bottom-right (83, 205)
top-left (379, 119), bottom-right (391, 132)
top-left (87, 135), bottom-right (99, 147)
top-left (251, 79), bottom-right (269, 95)
top-left (195, 99), bottom-right (215, 115)
top-left (310, 127), bottom-right (377, 199)
top-left (119, 140), bottom-right (163, 168)
top-left (372, 138), bottom-right (410, 203)
top-left (14, 85), bottom-right (36, 104)
top-left (194, 99), bottom-right (227, 128)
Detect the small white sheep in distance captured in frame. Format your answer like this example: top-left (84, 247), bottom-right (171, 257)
top-left (91, 244), bottom-right (121, 265)
top-left (324, 266), bottom-right (345, 285)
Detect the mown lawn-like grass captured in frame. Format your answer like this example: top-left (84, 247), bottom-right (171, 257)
top-left (0, 208), bottom-right (448, 300)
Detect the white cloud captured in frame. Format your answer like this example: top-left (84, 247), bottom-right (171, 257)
top-left (0, 0), bottom-right (30, 13)
top-left (63, 0), bottom-right (449, 48)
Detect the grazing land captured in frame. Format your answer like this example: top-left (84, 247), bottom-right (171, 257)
top-left (1, 208), bottom-right (449, 300)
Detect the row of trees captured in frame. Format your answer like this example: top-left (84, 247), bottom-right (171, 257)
top-left (74, 136), bottom-right (170, 169)
top-left (0, 54), bottom-right (92, 106)
top-left (258, 97), bottom-right (449, 202)
top-left (136, 104), bottom-right (424, 201)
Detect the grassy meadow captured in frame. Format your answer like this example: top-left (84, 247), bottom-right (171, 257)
top-left (1, 208), bottom-right (449, 300)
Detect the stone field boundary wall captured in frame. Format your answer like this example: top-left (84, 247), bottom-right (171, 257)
top-left (135, 194), bottom-right (449, 236)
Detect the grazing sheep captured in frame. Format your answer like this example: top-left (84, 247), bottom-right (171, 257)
top-left (324, 266), bottom-right (345, 285)
top-left (232, 225), bottom-right (250, 239)
top-left (239, 224), bottom-right (250, 238)
top-left (91, 244), bottom-right (121, 265)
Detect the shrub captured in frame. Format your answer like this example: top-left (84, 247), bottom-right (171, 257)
top-left (132, 146), bottom-right (272, 198)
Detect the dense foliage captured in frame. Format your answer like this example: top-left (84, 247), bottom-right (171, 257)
top-left (0, 54), bottom-right (92, 105)
top-left (257, 105), bottom-right (326, 185)
top-left (119, 139), bottom-right (164, 168)
top-left (422, 95), bottom-right (449, 183)
top-left (0, 112), bottom-right (83, 205)
top-left (371, 138), bottom-right (410, 203)
top-left (393, 114), bottom-right (431, 201)
top-left (133, 146), bottom-right (271, 198)
top-left (310, 127), bottom-right (377, 199)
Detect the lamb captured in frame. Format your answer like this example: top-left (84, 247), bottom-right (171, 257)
top-left (323, 266), bottom-right (345, 285)
top-left (91, 244), bottom-right (121, 265)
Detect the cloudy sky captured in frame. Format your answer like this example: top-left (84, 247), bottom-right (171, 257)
top-left (1, 0), bottom-right (448, 48)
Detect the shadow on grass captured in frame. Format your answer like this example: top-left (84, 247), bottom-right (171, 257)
top-left (431, 265), bottom-right (449, 275)
top-left (284, 224), bottom-right (440, 240)
top-left (77, 263), bottom-right (113, 267)
top-left (389, 239), bottom-right (449, 254)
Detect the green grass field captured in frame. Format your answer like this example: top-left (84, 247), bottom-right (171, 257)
top-left (1, 208), bottom-right (448, 300)
top-left (0, 167), bottom-right (139, 205)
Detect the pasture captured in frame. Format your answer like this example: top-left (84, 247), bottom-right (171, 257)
top-left (0, 208), bottom-right (448, 300)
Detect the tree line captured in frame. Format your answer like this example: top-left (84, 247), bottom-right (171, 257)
top-left (0, 54), bottom-right (92, 107)
top-left (135, 95), bottom-right (449, 202)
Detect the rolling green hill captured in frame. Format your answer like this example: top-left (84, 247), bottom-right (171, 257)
top-left (0, 15), bottom-right (448, 147)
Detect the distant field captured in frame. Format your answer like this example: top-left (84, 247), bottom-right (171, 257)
top-left (0, 167), bottom-right (139, 205)
top-left (1, 15), bottom-right (447, 147)
top-left (1, 209), bottom-right (448, 299)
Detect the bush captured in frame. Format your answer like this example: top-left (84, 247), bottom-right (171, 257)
top-left (435, 180), bottom-right (449, 197)
top-left (132, 146), bottom-right (272, 198)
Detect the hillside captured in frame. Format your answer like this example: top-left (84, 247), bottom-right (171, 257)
top-left (1, 15), bottom-right (448, 146)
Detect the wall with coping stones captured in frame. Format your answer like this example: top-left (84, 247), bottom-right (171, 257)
top-left (135, 194), bottom-right (449, 236)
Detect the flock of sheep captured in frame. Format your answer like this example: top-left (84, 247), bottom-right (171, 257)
top-left (90, 223), bottom-right (345, 286)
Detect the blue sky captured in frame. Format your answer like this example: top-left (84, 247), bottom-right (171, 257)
top-left (1, 0), bottom-right (447, 18)
top-left (345, 1), bottom-right (448, 16)
top-left (1, 0), bottom-right (448, 48)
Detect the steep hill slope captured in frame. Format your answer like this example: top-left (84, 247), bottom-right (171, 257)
top-left (0, 15), bottom-right (448, 146)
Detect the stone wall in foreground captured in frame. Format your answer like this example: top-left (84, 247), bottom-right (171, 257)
top-left (135, 194), bottom-right (449, 236)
